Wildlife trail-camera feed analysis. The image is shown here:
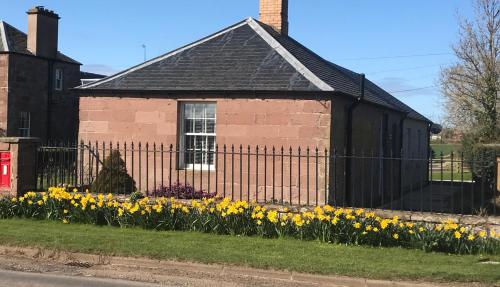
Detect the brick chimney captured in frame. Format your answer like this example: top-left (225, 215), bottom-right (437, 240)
top-left (259, 0), bottom-right (288, 35)
top-left (26, 6), bottom-right (60, 58)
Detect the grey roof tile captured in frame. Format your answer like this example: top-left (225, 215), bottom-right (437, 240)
top-left (79, 18), bottom-right (430, 122)
top-left (0, 20), bottom-right (80, 64)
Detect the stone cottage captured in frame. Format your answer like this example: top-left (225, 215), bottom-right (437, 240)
top-left (0, 7), bottom-right (82, 142)
top-left (76, 0), bottom-right (431, 206)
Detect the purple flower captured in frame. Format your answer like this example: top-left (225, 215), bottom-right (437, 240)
top-left (152, 182), bottom-right (216, 199)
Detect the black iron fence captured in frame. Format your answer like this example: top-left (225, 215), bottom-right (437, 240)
top-left (35, 142), bottom-right (499, 215)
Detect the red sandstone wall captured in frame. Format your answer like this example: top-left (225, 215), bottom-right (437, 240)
top-left (79, 96), bottom-right (330, 148)
top-left (7, 54), bottom-right (49, 139)
top-left (49, 61), bottom-right (81, 141)
top-left (0, 54), bottom-right (8, 135)
top-left (79, 95), bottom-right (331, 204)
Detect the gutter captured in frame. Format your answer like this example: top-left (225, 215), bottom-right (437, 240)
top-left (0, 51), bottom-right (81, 65)
top-left (344, 73), bottom-right (365, 206)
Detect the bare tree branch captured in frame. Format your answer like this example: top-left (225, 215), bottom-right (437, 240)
top-left (440, 0), bottom-right (500, 140)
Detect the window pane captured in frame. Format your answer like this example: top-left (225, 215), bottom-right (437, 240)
top-left (207, 136), bottom-right (215, 165)
top-left (194, 104), bottom-right (204, 118)
top-left (206, 104), bottom-right (216, 119)
top-left (206, 119), bottom-right (215, 133)
top-left (184, 119), bottom-right (193, 133)
top-left (207, 136), bottom-right (215, 151)
top-left (195, 136), bottom-right (204, 149)
top-left (184, 104), bottom-right (194, 119)
top-left (184, 135), bottom-right (194, 165)
top-left (193, 136), bottom-right (203, 165)
top-left (194, 119), bottom-right (204, 133)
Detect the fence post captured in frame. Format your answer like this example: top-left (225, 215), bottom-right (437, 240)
top-left (496, 156), bottom-right (500, 194)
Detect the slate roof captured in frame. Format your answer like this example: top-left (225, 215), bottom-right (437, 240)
top-left (78, 18), bottom-right (430, 122)
top-left (0, 20), bottom-right (80, 64)
top-left (80, 71), bottom-right (107, 80)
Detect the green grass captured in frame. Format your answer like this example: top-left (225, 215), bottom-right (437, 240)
top-left (0, 219), bottom-right (498, 284)
top-left (431, 171), bottom-right (473, 181)
top-left (431, 144), bottom-right (462, 156)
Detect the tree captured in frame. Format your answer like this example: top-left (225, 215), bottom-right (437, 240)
top-left (440, 0), bottom-right (500, 142)
top-left (91, 150), bottom-right (136, 194)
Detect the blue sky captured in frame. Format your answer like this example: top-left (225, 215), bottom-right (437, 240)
top-left (2, 1), bottom-right (475, 123)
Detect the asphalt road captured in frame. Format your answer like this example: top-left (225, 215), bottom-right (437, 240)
top-left (0, 269), bottom-right (164, 287)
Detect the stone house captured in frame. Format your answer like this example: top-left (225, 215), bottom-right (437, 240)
top-left (76, 0), bottom-right (431, 206)
top-left (0, 7), bottom-right (82, 142)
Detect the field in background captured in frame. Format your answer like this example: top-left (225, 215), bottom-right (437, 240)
top-left (430, 143), bottom-right (473, 181)
top-left (431, 143), bottom-right (462, 157)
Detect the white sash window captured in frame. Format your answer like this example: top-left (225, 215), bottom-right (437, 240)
top-left (179, 102), bottom-right (216, 170)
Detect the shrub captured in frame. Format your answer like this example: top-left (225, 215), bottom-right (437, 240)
top-left (91, 150), bottom-right (136, 194)
top-left (470, 144), bottom-right (500, 189)
top-left (152, 182), bottom-right (216, 199)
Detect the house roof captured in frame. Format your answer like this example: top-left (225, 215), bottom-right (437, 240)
top-left (0, 20), bottom-right (80, 65)
top-left (78, 18), bottom-right (430, 122)
top-left (80, 71), bottom-right (107, 80)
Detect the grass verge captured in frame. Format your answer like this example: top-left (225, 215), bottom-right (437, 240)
top-left (431, 144), bottom-right (462, 156)
top-left (431, 171), bottom-right (473, 181)
top-left (0, 219), bottom-right (498, 284)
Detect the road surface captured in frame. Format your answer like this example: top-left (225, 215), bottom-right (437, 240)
top-left (0, 269), bottom-right (164, 287)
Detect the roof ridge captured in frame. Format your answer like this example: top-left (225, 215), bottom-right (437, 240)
top-left (255, 20), bottom-right (362, 92)
top-left (246, 18), bottom-right (333, 91)
top-left (255, 21), bottom-right (429, 121)
top-left (0, 21), bottom-right (9, 52)
top-left (79, 18), bottom-right (252, 89)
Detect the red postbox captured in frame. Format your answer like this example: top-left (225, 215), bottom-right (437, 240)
top-left (0, 152), bottom-right (10, 188)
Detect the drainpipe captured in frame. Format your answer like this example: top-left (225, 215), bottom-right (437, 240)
top-left (426, 123), bottom-right (431, 183)
top-left (398, 112), bottom-right (408, 195)
top-left (46, 60), bottom-right (54, 143)
top-left (344, 73), bottom-right (365, 206)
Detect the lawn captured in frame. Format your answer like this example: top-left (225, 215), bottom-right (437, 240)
top-left (430, 170), bottom-right (473, 181)
top-left (0, 219), bottom-right (498, 284)
top-left (431, 143), bottom-right (462, 156)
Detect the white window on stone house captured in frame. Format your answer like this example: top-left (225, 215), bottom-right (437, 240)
top-left (55, 68), bottom-right (63, 91)
top-left (179, 102), bottom-right (216, 170)
top-left (19, 111), bottom-right (30, 137)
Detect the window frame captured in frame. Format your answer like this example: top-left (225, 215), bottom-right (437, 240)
top-left (55, 68), bottom-right (63, 91)
top-left (178, 102), bottom-right (216, 170)
top-left (19, 111), bottom-right (31, 137)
